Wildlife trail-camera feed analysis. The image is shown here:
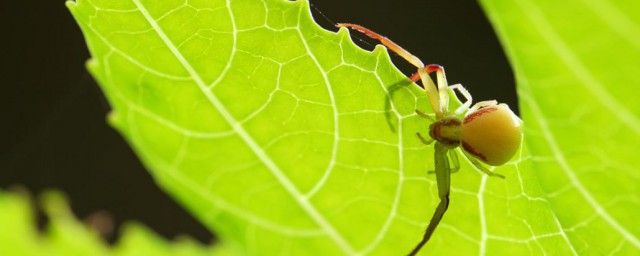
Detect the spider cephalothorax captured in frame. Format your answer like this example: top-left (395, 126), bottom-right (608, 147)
top-left (429, 116), bottom-right (462, 148)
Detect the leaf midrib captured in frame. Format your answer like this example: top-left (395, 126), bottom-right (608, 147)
top-left (130, 0), bottom-right (356, 254)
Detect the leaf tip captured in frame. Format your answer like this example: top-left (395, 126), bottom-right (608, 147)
top-left (40, 191), bottom-right (71, 220)
top-left (372, 44), bottom-right (389, 56)
top-left (85, 58), bottom-right (98, 70)
top-left (85, 59), bottom-right (102, 78)
top-left (336, 26), bottom-right (350, 37)
top-left (65, 0), bottom-right (77, 11)
top-left (106, 111), bottom-right (122, 129)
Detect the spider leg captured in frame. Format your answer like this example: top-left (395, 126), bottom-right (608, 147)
top-left (411, 65), bottom-right (450, 116)
top-left (416, 132), bottom-right (434, 145)
top-left (337, 23), bottom-right (442, 118)
top-left (415, 109), bottom-right (435, 122)
top-left (449, 84), bottom-right (472, 116)
top-left (467, 100), bottom-right (498, 115)
top-left (409, 143), bottom-right (451, 256)
top-left (449, 149), bottom-right (461, 174)
top-left (427, 149), bottom-right (460, 175)
top-left (336, 23), bottom-right (424, 67)
top-left (418, 67), bottom-right (443, 118)
top-left (464, 152), bottom-right (505, 179)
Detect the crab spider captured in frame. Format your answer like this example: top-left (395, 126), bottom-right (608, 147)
top-left (337, 23), bottom-right (522, 255)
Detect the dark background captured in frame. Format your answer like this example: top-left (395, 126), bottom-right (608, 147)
top-left (0, 0), bottom-right (514, 244)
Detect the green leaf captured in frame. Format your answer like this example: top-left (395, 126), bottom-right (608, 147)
top-left (481, 0), bottom-right (640, 254)
top-left (66, 0), bottom-right (618, 254)
top-left (67, 0), bottom-right (640, 254)
top-left (0, 190), bottom-right (220, 255)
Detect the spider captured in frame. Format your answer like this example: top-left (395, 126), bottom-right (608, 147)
top-left (337, 23), bottom-right (522, 255)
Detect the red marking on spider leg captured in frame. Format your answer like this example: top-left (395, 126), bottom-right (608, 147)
top-left (426, 64), bottom-right (443, 73)
top-left (336, 23), bottom-right (389, 42)
top-left (409, 72), bottom-right (420, 82)
top-left (463, 106), bottom-right (498, 124)
top-left (410, 64), bottom-right (443, 82)
top-left (462, 142), bottom-right (487, 162)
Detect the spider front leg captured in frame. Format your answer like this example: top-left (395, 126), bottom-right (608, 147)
top-left (412, 64), bottom-right (451, 117)
top-left (409, 143), bottom-right (451, 256)
top-left (336, 23), bottom-right (424, 68)
top-left (337, 23), bottom-right (443, 117)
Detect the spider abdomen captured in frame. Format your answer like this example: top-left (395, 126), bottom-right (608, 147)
top-left (460, 104), bottom-right (522, 166)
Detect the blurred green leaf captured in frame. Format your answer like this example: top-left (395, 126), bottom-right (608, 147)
top-left (481, 0), bottom-right (640, 254)
top-left (0, 190), bottom-right (220, 256)
top-left (0, 190), bottom-right (42, 255)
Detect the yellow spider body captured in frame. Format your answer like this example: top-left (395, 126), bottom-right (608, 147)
top-left (461, 104), bottom-right (522, 166)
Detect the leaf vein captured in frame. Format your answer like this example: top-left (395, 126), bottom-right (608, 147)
top-left (130, 0), bottom-right (356, 253)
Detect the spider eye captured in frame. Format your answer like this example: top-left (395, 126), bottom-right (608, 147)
top-left (460, 104), bottom-right (522, 166)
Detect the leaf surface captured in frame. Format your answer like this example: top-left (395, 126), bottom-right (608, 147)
top-left (64, 0), bottom-right (612, 255)
top-left (481, 0), bottom-right (640, 254)
top-left (0, 190), bottom-right (222, 256)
